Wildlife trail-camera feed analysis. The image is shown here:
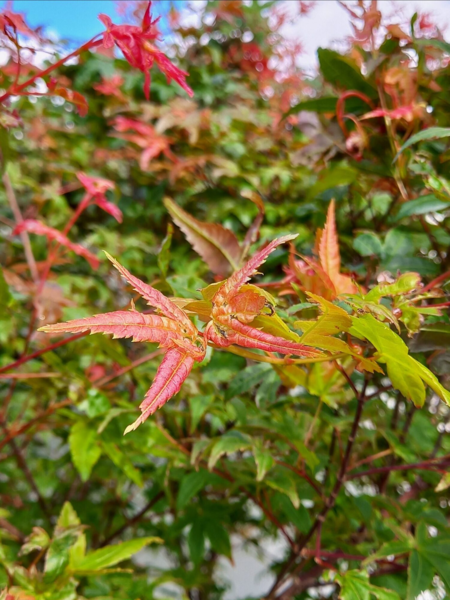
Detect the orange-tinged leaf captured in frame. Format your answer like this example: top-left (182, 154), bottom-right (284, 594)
top-left (105, 252), bottom-right (195, 332)
top-left (317, 201), bottom-right (357, 295)
top-left (205, 320), bottom-right (322, 357)
top-left (124, 349), bottom-right (195, 433)
top-left (13, 219), bottom-right (99, 269)
top-left (216, 234), bottom-right (297, 302)
top-left (228, 290), bottom-right (267, 323)
top-left (319, 200), bottom-right (340, 280)
top-left (183, 300), bottom-right (213, 321)
top-left (39, 311), bottom-right (182, 347)
top-left (164, 196), bottom-right (242, 275)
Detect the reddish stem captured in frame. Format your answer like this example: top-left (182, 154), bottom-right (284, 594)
top-left (422, 269), bottom-right (450, 293)
top-left (0, 333), bottom-right (87, 374)
top-left (0, 36), bottom-right (102, 104)
top-left (336, 90), bottom-right (374, 136)
top-left (347, 456), bottom-right (450, 480)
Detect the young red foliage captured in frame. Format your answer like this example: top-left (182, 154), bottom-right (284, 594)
top-left (111, 116), bottom-right (175, 170)
top-left (47, 78), bottom-right (89, 117)
top-left (13, 220), bottom-right (99, 269)
top-left (39, 254), bottom-right (205, 432)
top-left (77, 172), bottom-right (122, 223)
top-left (93, 75), bottom-right (126, 100)
top-left (285, 200), bottom-right (358, 299)
top-left (99, 1), bottom-right (193, 100)
top-left (205, 235), bottom-right (322, 358)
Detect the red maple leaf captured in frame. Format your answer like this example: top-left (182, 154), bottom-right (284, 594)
top-left (98, 1), bottom-right (193, 99)
top-left (204, 236), bottom-right (322, 358)
top-left (39, 254), bottom-right (205, 433)
top-left (13, 220), bottom-right (99, 269)
top-left (111, 116), bottom-right (175, 170)
top-left (77, 172), bottom-right (122, 223)
top-left (93, 75), bottom-right (125, 100)
top-left (284, 200), bottom-right (358, 299)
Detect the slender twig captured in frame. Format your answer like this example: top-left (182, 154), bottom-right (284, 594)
top-left (3, 433), bottom-right (51, 523)
top-left (0, 372), bottom-right (60, 379)
top-left (0, 399), bottom-right (71, 452)
top-left (350, 449), bottom-right (392, 470)
top-left (0, 36), bottom-right (102, 103)
top-left (422, 268), bottom-right (450, 293)
top-left (95, 350), bottom-right (164, 387)
top-left (2, 171), bottom-right (39, 282)
top-left (0, 333), bottom-right (87, 374)
top-left (99, 491), bottom-right (165, 547)
top-left (347, 456), bottom-right (450, 480)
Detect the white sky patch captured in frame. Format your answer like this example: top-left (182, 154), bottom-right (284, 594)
top-left (281, 0), bottom-right (450, 72)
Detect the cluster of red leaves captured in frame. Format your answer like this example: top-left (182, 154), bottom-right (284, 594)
top-left (40, 237), bottom-right (324, 432)
top-left (13, 220), bottom-right (100, 270)
top-left (284, 200), bottom-right (358, 300)
top-left (111, 116), bottom-right (175, 170)
top-left (99, 1), bottom-right (193, 100)
top-left (93, 75), bottom-right (126, 101)
top-left (0, 1), bottom-right (38, 40)
top-left (40, 254), bottom-right (206, 433)
top-left (77, 172), bottom-right (122, 223)
top-left (205, 236), bottom-right (322, 358)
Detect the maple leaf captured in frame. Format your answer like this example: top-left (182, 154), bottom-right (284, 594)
top-left (285, 200), bottom-right (358, 299)
top-left (47, 78), bottom-right (88, 117)
top-left (164, 196), bottom-right (242, 276)
top-left (204, 235), bottom-right (323, 358)
top-left (111, 116), bottom-right (174, 170)
top-left (13, 220), bottom-right (99, 269)
top-left (93, 75), bottom-right (126, 100)
top-left (98, 2), bottom-right (193, 100)
top-left (39, 254), bottom-right (205, 432)
top-left (77, 172), bottom-right (122, 223)
top-left (318, 200), bottom-right (357, 295)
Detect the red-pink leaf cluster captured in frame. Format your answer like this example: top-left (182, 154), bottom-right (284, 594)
top-left (39, 254), bottom-right (205, 432)
top-left (77, 172), bottom-right (122, 223)
top-left (99, 1), bottom-right (193, 100)
top-left (13, 220), bottom-right (99, 269)
top-left (111, 116), bottom-right (174, 170)
top-left (205, 235), bottom-right (322, 358)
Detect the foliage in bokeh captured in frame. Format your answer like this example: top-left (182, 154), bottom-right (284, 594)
top-left (1, 2), bottom-right (450, 599)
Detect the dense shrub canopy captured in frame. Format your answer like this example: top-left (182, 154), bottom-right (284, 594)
top-left (1, 2), bottom-right (450, 599)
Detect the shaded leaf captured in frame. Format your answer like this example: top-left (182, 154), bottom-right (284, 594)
top-left (208, 431), bottom-right (252, 469)
top-left (394, 194), bottom-right (448, 221)
top-left (395, 127), bottom-right (450, 161)
top-left (177, 469), bottom-right (209, 510)
top-left (164, 196), bottom-right (242, 275)
top-left (72, 537), bottom-right (161, 573)
top-left (69, 422), bottom-right (102, 483)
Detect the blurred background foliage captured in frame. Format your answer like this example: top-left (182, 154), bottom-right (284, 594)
top-left (1, 1), bottom-right (450, 599)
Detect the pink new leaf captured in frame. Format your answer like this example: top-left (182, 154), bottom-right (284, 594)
top-left (104, 252), bottom-right (195, 331)
top-left (76, 173), bottom-right (122, 222)
top-left (77, 172), bottom-right (115, 196)
top-left (38, 311), bottom-right (183, 347)
top-left (13, 220), bottom-right (99, 269)
top-left (124, 348), bottom-right (194, 433)
top-left (222, 319), bottom-right (322, 357)
top-left (217, 234), bottom-right (298, 301)
top-left (205, 320), bottom-right (322, 358)
top-left (94, 197), bottom-right (123, 223)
